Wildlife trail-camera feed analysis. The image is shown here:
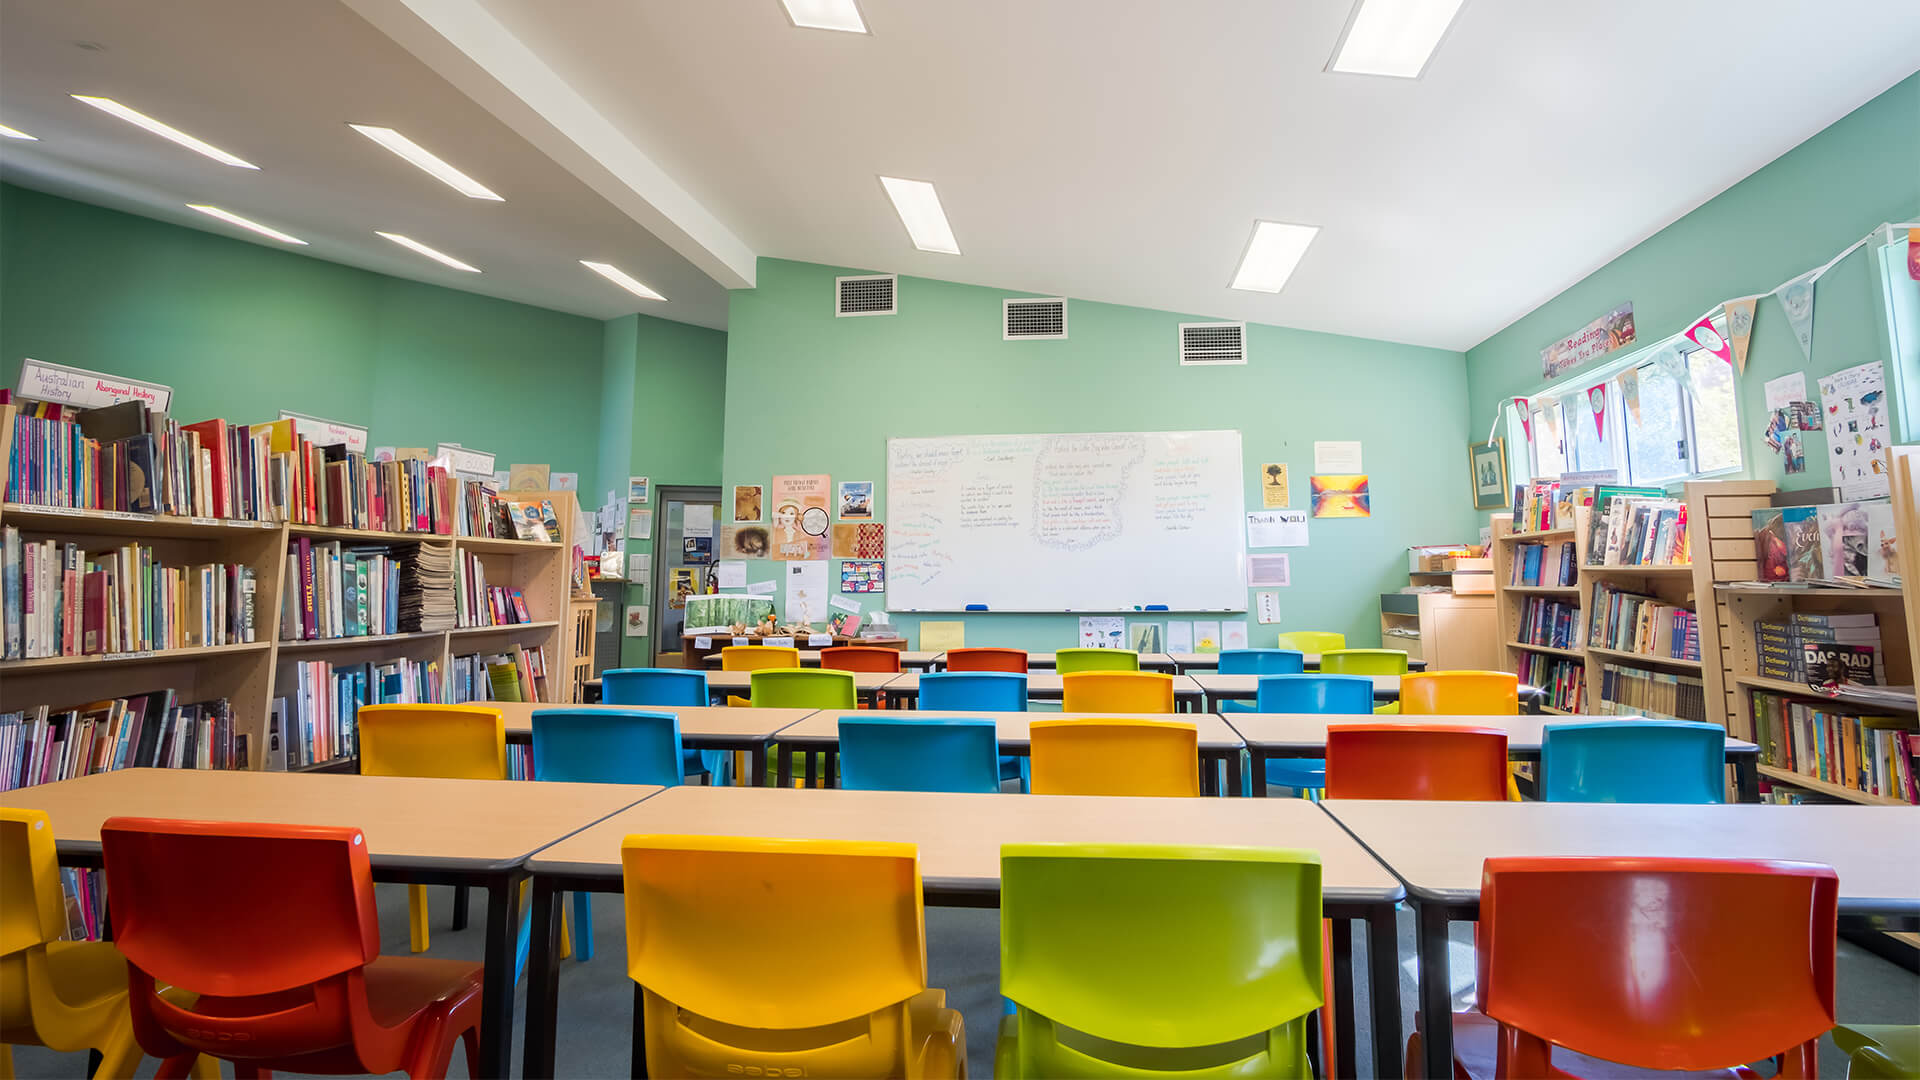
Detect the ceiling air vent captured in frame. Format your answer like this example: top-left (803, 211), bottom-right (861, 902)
top-left (1004, 297), bottom-right (1067, 340)
top-left (836, 274), bottom-right (897, 316)
top-left (1179, 322), bottom-right (1247, 366)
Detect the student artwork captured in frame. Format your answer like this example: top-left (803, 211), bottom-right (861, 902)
top-left (722, 525), bottom-right (770, 559)
top-left (624, 605), bottom-right (649, 637)
top-left (1511, 398), bottom-right (1532, 443)
top-left (1129, 623), bottom-right (1163, 652)
top-left (668, 567), bottom-right (699, 610)
top-left (770, 474), bottom-right (831, 559)
top-left (1910, 228), bottom-right (1920, 280)
top-left (1078, 616), bottom-right (1125, 649)
top-left (1310, 475), bottom-right (1371, 518)
top-left (1468, 439), bottom-right (1507, 511)
top-left (1192, 621), bottom-right (1222, 654)
top-left (550, 472), bottom-right (578, 492)
top-left (1260, 463), bottom-right (1289, 508)
top-left (508, 464), bottom-right (549, 491)
top-left (839, 559), bottom-right (885, 593)
top-left (732, 485), bottom-right (764, 522)
top-left (1255, 591), bottom-right (1282, 625)
top-left (785, 560), bottom-right (828, 624)
top-left (1722, 297), bottom-right (1758, 372)
top-left (627, 476), bottom-right (649, 504)
top-left (855, 523), bottom-right (886, 558)
top-left (830, 523), bottom-right (860, 558)
top-left (1818, 361), bottom-right (1890, 500)
top-left (837, 481), bottom-right (875, 519)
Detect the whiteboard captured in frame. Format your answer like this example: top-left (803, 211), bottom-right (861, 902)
top-left (887, 430), bottom-right (1247, 611)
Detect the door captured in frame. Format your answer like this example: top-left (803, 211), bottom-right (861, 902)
top-left (651, 486), bottom-right (722, 662)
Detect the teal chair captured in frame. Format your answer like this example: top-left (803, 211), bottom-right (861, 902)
top-left (599, 667), bottom-right (729, 784)
top-left (1540, 719), bottom-right (1726, 803)
top-left (531, 707), bottom-right (686, 962)
top-left (753, 669), bottom-right (856, 785)
top-left (1216, 649), bottom-right (1307, 714)
top-left (1054, 648), bottom-right (1140, 674)
top-left (1245, 675), bottom-right (1378, 797)
top-left (919, 671), bottom-right (1029, 789)
top-left (838, 717), bottom-right (1001, 793)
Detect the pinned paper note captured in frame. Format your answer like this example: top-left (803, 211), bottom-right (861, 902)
top-left (715, 561), bottom-right (747, 589)
top-left (1259, 463), bottom-right (1289, 508)
top-left (1193, 621), bottom-right (1222, 653)
top-left (627, 552), bottom-right (650, 580)
top-left (1166, 621), bottom-right (1194, 653)
top-left (1129, 623), bottom-right (1163, 651)
top-left (747, 579), bottom-right (776, 596)
top-left (1222, 622), bottom-right (1249, 650)
top-left (1247, 509), bottom-right (1308, 548)
top-left (785, 560), bottom-right (828, 623)
top-left (1248, 553), bottom-right (1291, 587)
top-left (919, 621), bottom-right (966, 651)
top-left (1313, 441), bottom-right (1362, 474)
top-left (628, 508), bottom-right (652, 538)
top-left (1256, 591), bottom-right (1282, 624)
top-left (627, 477), bottom-right (649, 503)
top-left (625, 605), bottom-right (649, 637)
top-left (1079, 616), bottom-right (1125, 649)
top-left (685, 504), bottom-right (714, 537)
top-left (830, 594), bottom-right (863, 614)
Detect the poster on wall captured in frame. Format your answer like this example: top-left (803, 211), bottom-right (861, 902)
top-left (771, 474), bottom-right (831, 559)
top-left (839, 559), bottom-right (885, 593)
top-left (627, 476), bottom-right (649, 504)
top-left (1259, 463), bottom-right (1290, 508)
top-left (732, 485), bottom-right (764, 522)
top-left (785, 559), bottom-right (828, 624)
top-left (1078, 616), bottom-right (1125, 649)
top-left (1310, 475), bottom-right (1371, 518)
top-left (1540, 302), bottom-right (1635, 378)
top-left (837, 481), bottom-right (875, 519)
top-left (1817, 361), bottom-right (1890, 500)
top-left (722, 525), bottom-right (770, 558)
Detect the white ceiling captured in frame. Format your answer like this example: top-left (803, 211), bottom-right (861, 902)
top-left (4, 2), bottom-right (1917, 350)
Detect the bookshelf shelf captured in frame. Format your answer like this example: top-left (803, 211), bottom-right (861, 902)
top-left (3, 503), bottom-right (279, 539)
top-left (456, 535), bottom-right (562, 554)
top-left (1585, 646), bottom-right (1703, 671)
top-left (289, 522), bottom-right (449, 545)
top-left (1508, 527), bottom-right (1576, 540)
top-left (1539, 705), bottom-right (1571, 716)
top-left (1508, 641), bottom-right (1584, 660)
top-left (449, 620), bottom-right (562, 637)
top-left (1716, 582), bottom-right (1903, 597)
top-left (277, 631), bottom-right (446, 653)
top-left (0, 640), bottom-right (273, 674)
top-left (1505, 585), bottom-right (1580, 596)
top-left (1585, 563), bottom-right (1695, 575)
top-left (1730, 673), bottom-right (1916, 712)
top-left (289, 756), bottom-right (359, 774)
top-left (1756, 764), bottom-right (1911, 807)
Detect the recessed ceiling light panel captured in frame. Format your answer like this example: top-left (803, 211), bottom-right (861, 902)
top-left (0, 124), bottom-right (37, 140)
top-left (71, 95), bottom-right (257, 167)
top-left (376, 231), bottom-right (480, 273)
top-left (1230, 220), bottom-right (1319, 293)
top-left (781, 0), bottom-right (867, 33)
top-left (878, 176), bottom-right (960, 255)
top-left (581, 261), bottom-right (666, 301)
top-left (350, 124), bottom-right (502, 201)
top-left (1328, 0), bottom-right (1467, 78)
top-left (187, 204), bottom-right (307, 245)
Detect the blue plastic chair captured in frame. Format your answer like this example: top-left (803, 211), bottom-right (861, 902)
top-left (1541, 719), bottom-right (1727, 804)
top-left (918, 671), bottom-right (1029, 789)
top-left (1247, 675), bottom-right (1379, 797)
top-left (599, 667), bottom-right (730, 785)
top-left (1216, 649), bottom-right (1307, 713)
top-left (838, 716), bottom-right (1001, 794)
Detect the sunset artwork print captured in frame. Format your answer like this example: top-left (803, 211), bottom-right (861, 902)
top-left (1310, 474), bottom-right (1371, 518)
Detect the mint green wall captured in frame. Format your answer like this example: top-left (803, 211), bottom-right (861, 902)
top-left (1465, 74), bottom-right (1920, 492)
top-left (0, 182), bottom-right (608, 492)
top-left (724, 258), bottom-right (1472, 652)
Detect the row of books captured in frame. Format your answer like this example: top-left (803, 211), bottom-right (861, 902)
top-left (3, 530), bottom-right (256, 660)
top-left (1755, 613), bottom-right (1885, 685)
top-left (1751, 500), bottom-right (1899, 585)
top-left (449, 645), bottom-right (552, 704)
top-left (279, 538), bottom-right (412, 641)
top-left (1588, 583), bottom-right (1700, 661)
top-left (1517, 596), bottom-right (1581, 650)
top-left (1749, 690), bottom-right (1918, 804)
top-left (1510, 482), bottom-right (1570, 533)
top-left (1516, 652), bottom-right (1586, 713)
top-left (1509, 540), bottom-right (1577, 587)
top-left (454, 550), bottom-right (535, 629)
top-left (265, 657), bottom-right (445, 769)
top-left (1594, 662), bottom-right (1707, 723)
top-left (1588, 495), bottom-right (1689, 567)
top-left (0, 690), bottom-right (245, 791)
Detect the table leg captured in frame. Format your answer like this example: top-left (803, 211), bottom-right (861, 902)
top-left (1330, 918), bottom-right (1356, 1080)
top-left (631, 981), bottom-right (650, 1078)
top-left (479, 871), bottom-right (525, 1079)
top-left (826, 749), bottom-right (840, 788)
top-left (1366, 905), bottom-right (1404, 1079)
top-left (1226, 752), bottom-right (1244, 796)
top-left (778, 744), bottom-right (792, 789)
top-left (1200, 754), bottom-right (1218, 796)
top-left (1251, 750), bottom-right (1269, 798)
top-left (805, 750), bottom-right (818, 788)
top-left (451, 885), bottom-right (469, 931)
top-left (522, 877), bottom-right (563, 1079)
top-left (750, 743), bottom-right (768, 789)
top-left (1415, 902), bottom-right (1452, 1080)
top-left (1735, 755), bottom-right (1759, 803)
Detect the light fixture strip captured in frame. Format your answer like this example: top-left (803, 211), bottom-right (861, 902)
top-left (1230, 220), bottom-right (1320, 293)
top-left (376, 231), bottom-right (481, 273)
top-left (70, 95), bottom-right (257, 167)
top-left (780, 0), bottom-right (868, 33)
top-left (1327, 0), bottom-right (1467, 78)
top-left (349, 124), bottom-right (502, 201)
top-left (0, 124), bottom-right (37, 141)
top-left (878, 176), bottom-right (960, 255)
top-left (187, 204), bottom-right (307, 245)
top-left (580, 261), bottom-right (666, 301)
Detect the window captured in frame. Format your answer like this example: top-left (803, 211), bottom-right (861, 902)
top-left (1877, 231), bottom-right (1919, 442)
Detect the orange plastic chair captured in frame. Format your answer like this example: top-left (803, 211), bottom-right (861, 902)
top-left (1400, 671), bottom-right (1519, 715)
top-left (1323, 723), bottom-right (1510, 801)
top-left (1410, 855), bottom-right (1837, 1079)
top-left (1059, 671), bottom-right (1176, 714)
top-left (1029, 719), bottom-right (1200, 796)
top-left (721, 644), bottom-right (801, 707)
top-left (358, 704), bottom-right (505, 954)
top-left (622, 835), bottom-right (964, 1078)
top-left (821, 646), bottom-right (904, 673)
top-left (100, 816), bottom-right (484, 1080)
top-left (945, 648), bottom-right (1028, 673)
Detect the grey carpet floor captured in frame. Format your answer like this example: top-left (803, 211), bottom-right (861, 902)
top-left (10, 882), bottom-right (1918, 1078)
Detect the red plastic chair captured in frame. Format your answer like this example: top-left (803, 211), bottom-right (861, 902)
top-left (1412, 856), bottom-right (1838, 1079)
top-left (820, 646), bottom-right (904, 673)
top-left (1323, 723), bottom-right (1509, 801)
top-left (99, 816), bottom-right (484, 1079)
top-left (944, 647), bottom-right (1028, 673)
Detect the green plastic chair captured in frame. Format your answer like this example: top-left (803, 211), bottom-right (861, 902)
top-left (1833, 1025), bottom-right (1920, 1079)
top-left (1319, 649), bottom-right (1409, 715)
top-left (997, 843), bottom-right (1323, 1078)
top-left (1276, 631), bottom-right (1346, 656)
top-left (751, 669), bottom-right (856, 785)
top-left (1054, 648), bottom-right (1140, 674)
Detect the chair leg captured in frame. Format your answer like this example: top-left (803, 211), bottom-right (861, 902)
top-left (92, 1015), bottom-right (145, 1080)
top-left (188, 1055), bottom-right (222, 1079)
top-left (559, 896), bottom-right (573, 961)
top-left (155, 1055), bottom-right (205, 1080)
top-left (459, 1024), bottom-right (480, 1080)
top-left (408, 884), bottom-right (431, 952)
top-left (0, 1043), bottom-right (13, 1080)
top-left (233, 1064), bottom-right (272, 1079)
top-left (571, 891), bottom-right (596, 962)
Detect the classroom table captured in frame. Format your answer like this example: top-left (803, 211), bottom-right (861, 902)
top-left (880, 671), bottom-right (1208, 711)
top-left (1224, 712), bottom-right (1762, 800)
top-left (1320, 799), bottom-right (1920, 1080)
top-left (1189, 672), bottom-right (1401, 708)
top-left (2, 768), bottom-right (658, 1079)
top-left (1014, 651), bottom-right (1178, 672)
top-left (702, 669), bottom-right (903, 704)
top-left (518, 785), bottom-right (1407, 1080)
top-left (773, 709), bottom-right (1249, 795)
top-left (700, 649), bottom-right (945, 670)
top-left (484, 702), bottom-right (816, 786)
top-left (1167, 652), bottom-right (1428, 673)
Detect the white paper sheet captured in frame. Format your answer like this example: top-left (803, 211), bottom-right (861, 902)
top-left (747, 579), bottom-right (776, 596)
top-left (1764, 371), bottom-right (1807, 412)
top-left (785, 560), bottom-right (829, 623)
top-left (1256, 591), bottom-right (1282, 624)
top-left (628, 509), bottom-right (652, 538)
top-left (1079, 616), bottom-right (1125, 648)
top-left (685, 504), bottom-right (714, 537)
top-left (1818, 361), bottom-right (1891, 500)
top-left (624, 606), bottom-right (649, 637)
top-left (1313, 440), bottom-right (1363, 473)
top-left (627, 552), bottom-right (650, 580)
top-left (1246, 509), bottom-right (1309, 548)
top-left (1166, 621), bottom-right (1194, 653)
top-left (1222, 621), bottom-right (1249, 650)
top-left (693, 636), bottom-right (712, 649)
top-left (830, 595), bottom-right (863, 614)
top-left (808, 633), bottom-right (834, 646)
top-left (1248, 553), bottom-right (1291, 587)
top-left (764, 636), bottom-right (795, 648)
top-left (1193, 621), bottom-right (1222, 652)
top-left (715, 560), bottom-right (747, 589)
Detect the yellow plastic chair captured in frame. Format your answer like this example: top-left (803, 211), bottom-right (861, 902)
top-left (1060, 671), bottom-right (1176, 714)
top-left (997, 843), bottom-right (1324, 1078)
top-left (621, 835), bottom-right (964, 1078)
top-left (1399, 672), bottom-right (1524, 799)
top-left (1277, 631), bottom-right (1346, 656)
top-left (721, 644), bottom-right (800, 706)
top-left (1029, 718), bottom-right (1200, 796)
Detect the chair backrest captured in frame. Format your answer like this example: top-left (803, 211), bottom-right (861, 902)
top-left (720, 645), bottom-right (800, 671)
top-left (1540, 720), bottom-right (1726, 803)
top-left (532, 708), bottom-right (685, 786)
top-left (623, 835), bottom-right (927, 1031)
top-left (750, 668), bottom-right (857, 709)
top-left (1324, 723), bottom-right (1509, 800)
top-left (917, 671), bottom-right (1028, 712)
top-left (1029, 719), bottom-right (1199, 796)
top-left (838, 717), bottom-right (1001, 794)
top-left (1217, 648), bottom-right (1306, 675)
top-left (1255, 674), bottom-right (1377, 715)
top-left (356, 704), bottom-right (505, 780)
top-left (1478, 856), bottom-right (1836, 1072)
top-left (1317, 648), bottom-right (1410, 676)
top-left (819, 646), bottom-right (903, 673)
top-left (1001, 844), bottom-right (1322, 1054)
top-left (1060, 671), bottom-right (1175, 714)
top-left (601, 667), bottom-right (708, 707)
top-left (1053, 648), bottom-right (1140, 674)
top-left (1, 808), bottom-right (66, 960)
top-left (101, 817), bottom-right (379, 998)
top-left (944, 647), bottom-right (1028, 673)
top-left (1276, 631), bottom-right (1345, 654)
top-left (1401, 670), bottom-right (1519, 715)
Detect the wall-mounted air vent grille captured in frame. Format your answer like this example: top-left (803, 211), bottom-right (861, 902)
top-left (1003, 298), bottom-right (1067, 340)
top-left (836, 274), bottom-right (897, 316)
top-left (1179, 322), bottom-right (1247, 365)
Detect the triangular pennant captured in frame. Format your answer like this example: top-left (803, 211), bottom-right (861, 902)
top-left (1652, 345), bottom-right (1693, 400)
top-left (1723, 297), bottom-right (1758, 373)
top-left (1685, 314), bottom-right (1733, 365)
top-left (1777, 271), bottom-right (1817, 362)
top-left (1619, 368), bottom-right (1641, 426)
top-left (1587, 383), bottom-right (1607, 437)
top-left (1512, 397), bottom-right (1532, 442)
top-left (1908, 228), bottom-right (1919, 281)
top-left (1539, 396), bottom-right (1560, 438)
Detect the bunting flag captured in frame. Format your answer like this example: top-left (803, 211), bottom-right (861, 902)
top-left (1685, 314), bottom-right (1733, 365)
top-left (1513, 397), bottom-right (1532, 442)
top-left (1619, 368), bottom-right (1641, 426)
top-left (1909, 228), bottom-right (1919, 280)
top-left (1777, 270), bottom-right (1817, 362)
top-left (1587, 383), bottom-right (1607, 437)
top-left (1723, 297), bottom-right (1758, 373)
top-left (1652, 344), bottom-right (1693, 400)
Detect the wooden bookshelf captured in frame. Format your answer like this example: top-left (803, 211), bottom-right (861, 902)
top-left (1492, 509), bottom-right (1590, 712)
top-left (1755, 764), bottom-right (1912, 807)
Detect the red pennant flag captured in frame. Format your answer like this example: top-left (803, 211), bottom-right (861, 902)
top-left (1513, 397), bottom-right (1532, 442)
top-left (1685, 315), bottom-right (1733, 364)
top-left (1587, 384), bottom-right (1607, 437)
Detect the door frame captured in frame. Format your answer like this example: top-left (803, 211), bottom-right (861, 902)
top-left (646, 484), bottom-right (721, 665)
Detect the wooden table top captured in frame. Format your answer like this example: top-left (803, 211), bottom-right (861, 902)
top-left (1016, 652), bottom-right (1177, 672)
top-left (703, 670), bottom-right (902, 693)
top-left (776, 709), bottom-right (1246, 751)
top-left (484, 702), bottom-right (816, 740)
top-left (1189, 673), bottom-right (1400, 698)
top-left (1224, 713), bottom-right (1759, 755)
top-left (701, 650), bottom-right (944, 669)
top-left (1321, 800), bottom-right (1920, 914)
top-left (1, 768), bottom-right (657, 871)
top-left (1167, 653), bottom-right (1427, 672)
top-left (885, 671), bottom-right (1206, 699)
top-left (528, 785), bottom-right (1403, 903)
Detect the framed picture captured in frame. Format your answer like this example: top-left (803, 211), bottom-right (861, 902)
top-left (1469, 438), bottom-right (1509, 510)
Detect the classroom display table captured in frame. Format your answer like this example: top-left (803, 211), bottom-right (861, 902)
top-left (1013, 651), bottom-right (1178, 672)
top-left (700, 649), bottom-right (944, 670)
top-left (702, 669), bottom-right (903, 705)
top-left (2, 768), bottom-right (657, 1079)
top-left (1168, 652), bottom-right (1428, 673)
top-left (1320, 800), bottom-right (1920, 1080)
top-left (678, 633), bottom-right (902, 668)
top-left (881, 671), bottom-right (1208, 711)
top-left (1190, 672), bottom-right (1401, 708)
top-left (1224, 713), bottom-right (1761, 800)
top-left (519, 786), bottom-right (1407, 1080)
top-left (773, 709), bottom-right (1249, 795)
top-left (485, 702), bottom-right (815, 785)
